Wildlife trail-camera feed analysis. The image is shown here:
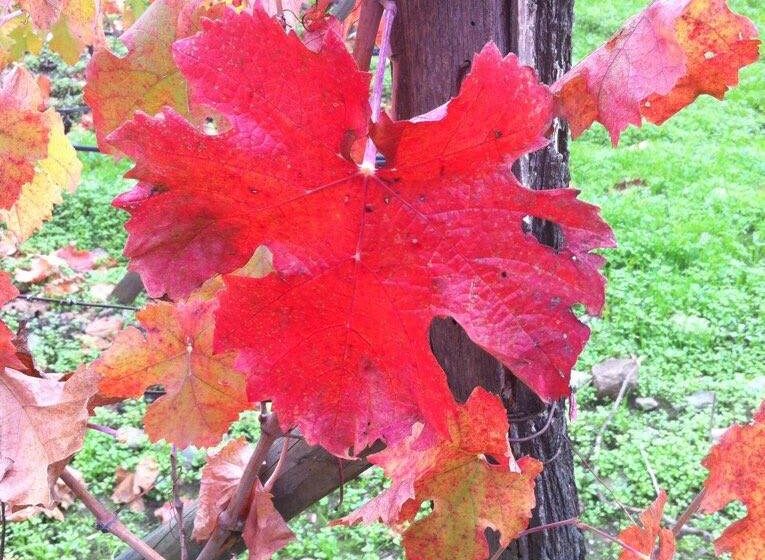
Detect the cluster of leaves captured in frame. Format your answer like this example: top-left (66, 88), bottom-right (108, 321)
top-left (0, 0), bottom-right (761, 559)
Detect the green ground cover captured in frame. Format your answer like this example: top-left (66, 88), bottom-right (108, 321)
top-left (4, 0), bottom-right (763, 557)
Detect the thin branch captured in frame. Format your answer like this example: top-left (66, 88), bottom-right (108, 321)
top-left (577, 521), bottom-right (650, 560)
top-left (571, 446), bottom-right (639, 527)
top-left (672, 488), bottom-right (707, 537)
top-left (14, 295), bottom-right (139, 311)
top-left (263, 436), bottom-right (290, 493)
top-left (638, 445), bottom-right (660, 496)
top-left (360, 0), bottom-right (396, 171)
top-left (169, 446), bottom-right (188, 560)
top-left (589, 369), bottom-right (633, 462)
top-left (87, 423), bottom-right (118, 437)
top-left (195, 413), bottom-right (283, 560)
top-left (60, 467), bottom-right (166, 560)
top-left (352, 0), bottom-right (384, 71)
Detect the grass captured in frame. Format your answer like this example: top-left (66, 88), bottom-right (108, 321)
top-left (3, 0), bottom-right (764, 558)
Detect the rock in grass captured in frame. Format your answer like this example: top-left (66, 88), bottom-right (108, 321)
top-left (592, 357), bottom-right (639, 399)
top-left (635, 397), bottom-right (659, 411)
top-left (686, 391), bottom-right (716, 409)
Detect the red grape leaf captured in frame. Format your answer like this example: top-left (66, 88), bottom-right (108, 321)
top-left (344, 390), bottom-right (540, 560)
top-left (109, 8), bottom-right (614, 456)
top-left (193, 438), bottom-right (294, 559)
top-left (700, 402), bottom-right (765, 559)
top-left (92, 283), bottom-right (249, 448)
top-left (617, 490), bottom-right (675, 560)
top-left (0, 366), bottom-right (95, 507)
top-left (242, 487), bottom-right (295, 560)
top-left (552, 0), bottom-right (759, 144)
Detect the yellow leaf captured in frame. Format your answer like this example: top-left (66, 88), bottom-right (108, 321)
top-left (1, 109), bottom-right (81, 242)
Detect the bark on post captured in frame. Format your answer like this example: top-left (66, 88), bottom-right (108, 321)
top-left (393, 1), bottom-right (586, 559)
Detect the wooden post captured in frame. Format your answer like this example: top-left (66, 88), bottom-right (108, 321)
top-left (393, 1), bottom-right (586, 559)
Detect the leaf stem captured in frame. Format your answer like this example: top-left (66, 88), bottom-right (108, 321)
top-left (361, 0), bottom-right (396, 171)
top-left (60, 467), bottom-right (165, 560)
top-left (195, 413), bottom-right (283, 560)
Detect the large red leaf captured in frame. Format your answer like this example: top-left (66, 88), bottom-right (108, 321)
top-left (700, 401), bottom-right (765, 559)
top-left (109, 8), bottom-right (614, 456)
top-left (617, 491), bottom-right (675, 560)
top-left (343, 389), bottom-right (541, 560)
top-left (0, 366), bottom-right (95, 507)
top-left (552, 0), bottom-right (759, 144)
top-left (92, 282), bottom-right (250, 448)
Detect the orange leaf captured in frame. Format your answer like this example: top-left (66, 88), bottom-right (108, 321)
top-left (0, 66), bottom-right (50, 210)
top-left (701, 402), bottom-right (765, 559)
top-left (343, 388), bottom-right (540, 560)
top-left (93, 284), bottom-right (249, 448)
top-left (83, 0), bottom-right (229, 153)
top-left (552, 0), bottom-right (759, 144)
top-left (0, 67), bottom-right (81, 244)
top-left (617, 491), bottom-right (675, 560)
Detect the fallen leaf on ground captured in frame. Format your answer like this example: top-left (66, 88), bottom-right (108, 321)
top-left (111, 456), bottom-right (159, 513)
